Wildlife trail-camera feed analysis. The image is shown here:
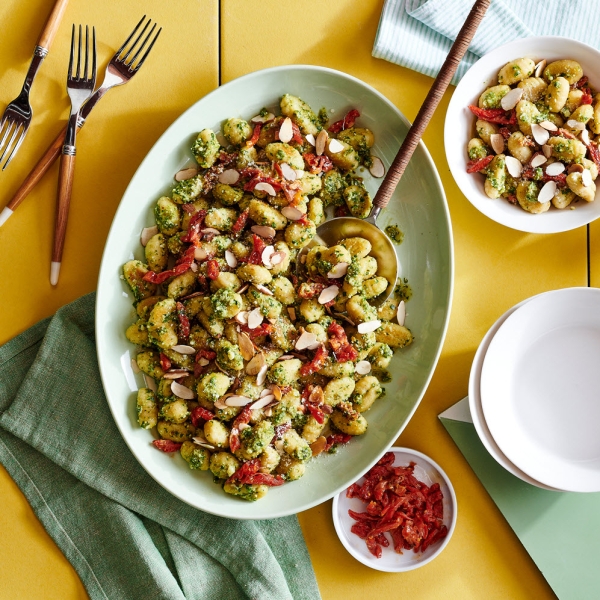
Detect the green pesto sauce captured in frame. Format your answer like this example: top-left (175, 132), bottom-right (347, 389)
top-left (394, 277), bottom-right (412, 302)
top-left (384, 224), bottom-right (404, 245)
top-left (318, 107), bottom-right (329, 127)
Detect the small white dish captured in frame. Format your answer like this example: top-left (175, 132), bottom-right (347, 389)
top-left (332, 447), bottom-right (457, 572)
top-left (468, 293), bottom-right (561, 492)
top-left (445, 36), bottom-right (600, 233)
top-left (481, 287), bottom-right (600, 492)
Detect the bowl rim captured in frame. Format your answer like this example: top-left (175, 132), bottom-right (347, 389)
top-left (445, 35), bottom-right (600, 234)
top-left (95, 64), bottom-right (454, 519)
top-left (331, 446), bottom-right (458, 571)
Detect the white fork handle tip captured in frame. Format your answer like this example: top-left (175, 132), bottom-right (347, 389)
top-left (0, 207), bottom-right (13, 227)
top-left (50, 261), bottom-right (61, 286)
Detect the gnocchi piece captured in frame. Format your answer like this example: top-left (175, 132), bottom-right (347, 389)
top-left (145, 233), bottom-right (168, 273)
top-left (475, 119), bottom-right (499, 146)
top-left (249, 200), bottom-right (288, 230)
top-left (136, 388), bottom-right (158, 429)
top-left (497, 58), bottom-right (535, 85)
top-left (123, 260), bottom-right (157, 302)
top-left (478, 84), bottom-right (511, 108)
top-left (192, 128), bottom-right (220, 168)
top-left (204, 419), bottom-right (231, 448)
top-left (323, 377), bottom-right (355, 407)
top-left (157, 420), bottom-right (195, 442)
top-left (222, 118), bottom-right (252, 146)
top-left (567, 171), bottom-right (596, 202)
top-left (543, 60), bottom-right (583, 85)
top-left (147, 299), bottom-right (178, 349)
top-left (516, 180), bottom-right (550, 214)
top-left (330, 410), bottom-right (367, 436)
top-left (180, 441), bottom-right (211, 470)
top-left (515, 100), bottom-right (540, 136)
top-left (544, 77), bottom-right (570, 113)
top-left (374, 322), bottom-right (413, 349)
top-left (484, 154), bottom-right (506, 199)
top-left (210, 452), bottom-right (240, 479)
top-left (265, 142), bottom-right (304, 170)
top-left (517, 77), bottom-right (547, 103)
top-left (280, 94), bottom-right (321, 135)
top-left (351, 376), bottom-right (382, 413)
top-left (507, 132), bottom-right (533, 164)
top-left (267, 358), bottom-right (302, 386)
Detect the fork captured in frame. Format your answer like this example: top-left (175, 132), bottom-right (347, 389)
top-left (0, 16), bottom-right (161, 228)
top-left (0, 0), bottom-right (70, 172)
top-left (50, 25), bottom-right (97, 286)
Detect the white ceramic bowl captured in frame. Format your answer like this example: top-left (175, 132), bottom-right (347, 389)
top-left (445, 36), bottom-right (600, 233)
top-left (332, 447), bottom-right (457, 572)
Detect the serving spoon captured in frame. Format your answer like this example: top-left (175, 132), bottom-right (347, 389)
top-left (303, 0), bottom-right (491, 305)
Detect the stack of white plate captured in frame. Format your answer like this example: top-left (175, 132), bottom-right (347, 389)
top-left (469, 287), bottom-right (600, 493)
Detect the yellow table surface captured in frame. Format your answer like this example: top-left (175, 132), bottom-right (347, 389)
top-left (0, 0), bottom-right (587, 598)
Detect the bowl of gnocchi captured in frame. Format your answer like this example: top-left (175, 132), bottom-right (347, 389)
top-left (445, 36), bottom-right (600, 233)
top-left (96, 65), bottom-right (453, 519)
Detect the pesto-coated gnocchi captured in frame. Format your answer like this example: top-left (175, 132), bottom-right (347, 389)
top-left (467, 57), bottom-right (599, 211)
top-left (121, 94), bottom-right (416, 502)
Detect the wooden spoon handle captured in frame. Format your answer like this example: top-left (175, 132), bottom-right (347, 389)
top-left (37, 0), bottom-right (70, 51)
top-left (373, 0), bottom-right (491, 211)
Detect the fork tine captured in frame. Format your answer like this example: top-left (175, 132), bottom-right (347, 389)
top-left (133, 27), bottom-right (162, 72)
top-left (121, 19), bottom-right (151, 64)
top-left (126, 23), bottom-right (156, 68)
top-left (68, 24), bottom-right (75, 79)
top-left (84, 26), bottom-right (89, 81)
top-left (2, 125), bottom-right (27, 171)
top-left (91, 27), bottom-right (97, 87)
top-left (76, 24), bottom-right (82, 79)
top-left (0, 120), bottom-right (14, 155)
top-left (115, 15), bottom-right (146, 57)
top-left (0, 123), bottom-right (21, 165)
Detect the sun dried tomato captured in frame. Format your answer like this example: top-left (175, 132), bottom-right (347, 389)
top-left (239, 322), bottom-right (274, 339)
top-left (159, 353), bottom-right (171, 371)
top-left (558, 128), bottom-right (576, 140)
top-left (581, 88), bottom-right (593, 105)
top-left (152, 439), bottom-right (182, 452)
top-left (329, 108), bottom-right (360, 134)
top-left (506, 194), bottom-right (518, 205)
top-left (298, 281), bottom-right (326, 299)
top-left (243, 175), bottom-right (282, 193)
top-left (574, 75), bottom-right (589, 89)
top-left (466, 154), bottom-right (494, 174)
top-left (467, 105), bottom-right (517, 124)
top-left (231, 208), bottom-right (249, 236)
top-left (190, 406), bottom-right (215, 427)
top-left (218, 151), bottom-right (238, 165)
top-left (291, 121), bottom-right (303, 145)
top-left (243, 234), bottom-right (267, 265)
top-left (584, 139), bottom-right (600, 169)
top-left (324, 433), bottom-right (352, 452)
top-left (243, 472), bottom-right (285, 486)
top-left (303, 152), bottom-right (334, 174)
top-left (198, 349), bottom-right (216, 361)
top-left (227, 457), bottom-right (259, 484)
top-left (229, 406), bottom-right (252, 454)
top-left (334, 205), bottom-right (350, 217)
top-left (328, 322), bottom-right (358, 362)
top-left (175, 301), bottom-right (190, 341)
top-left (143, 244), bottom-right (196, 284)
top-left (300, 345), bottom-right (329, 377)
top-left (542, 173), bottom-right (567, 187)
top-left (498, 127), bottom-right (512, 140)
top-left (181, 209), bottom-right (207, 244)
top-left (245, 123), bottom-right (262, 148)
top-left (206, 259), bottom-right (220, 280)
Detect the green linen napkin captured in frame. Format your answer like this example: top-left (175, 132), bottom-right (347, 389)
top-left (0, 293), bottom-right (321, 600)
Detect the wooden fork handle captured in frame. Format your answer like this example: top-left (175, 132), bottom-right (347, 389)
top-left (373, 0), bottom-right (491, 210)
top-left (37, 0), bottom-right (70, 51)
top-left (52, 152), bottom-right (76, 266)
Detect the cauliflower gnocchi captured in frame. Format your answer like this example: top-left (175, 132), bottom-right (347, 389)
top-left (122, 94), bottom-right (415, 502)
top-left (467, 57), bottom-right (599, 212)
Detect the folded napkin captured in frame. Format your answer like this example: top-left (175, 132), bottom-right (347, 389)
top-left (374, 0), bottom-right (600, 85)
top-left (0, 294), bottom-right (321, 600)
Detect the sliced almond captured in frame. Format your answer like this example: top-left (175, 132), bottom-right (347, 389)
top-left (568, 163), bottom-right (584, 174)
top-left (295, 330), bottom-right (318, 350)
top-left (280, 162), bottom-right (297, 181)
top-left (214, 397), bottom-right (228, 410)
top-left (567, 119), bottom-right (585, 131)
top-left (269, 251), bottom-right (286, 266)
top-left (272, 385), bottom-right (282, 401)
top-left (247, 307), bottom-right (264, 330)
top-left (171, 345), bottom-right (196, 355)
top-left (246, 352), bottom-right (266, 375)
top-left (140, 226), bottom-right (159, 246)
top-left (397, 300), bottom-right (406, 326)
top-left (530, 154), bottom-right (547, 168)
top-left (534, 59), bottom-right (547, 78)
top-left (237, 284), bottom-right (249, 294)
top-left (193, 436), bottom-right (216, 450)
top-left (581, 128), bottom-right (591, 145)
top-left (201, 227), bottom-right (221, 236)
top-left (538, 180), bottom-right (557, 203)
top-left (333, 312), bottom-right (355, 326)
top-left (355, 360), bottom-right (372, 375)
top-left (542, 144), bottom-right (552, 158)
top-left (225, 250), bottom-right (238, 268)
top-left (490, 133), bottom-right (504, 155)
top-left (328, 138), bottom-right (344, 154)
top-left (327, 262), bottom-right (349, 278)
top-left (143, 374), bottom-right (157, 392)
top-left (281, 205), bottom-right (305, 221)
top-left (546, 162), bottom-right (565, 176)
top-left (171, 381), bottom-right (195, 400)
top-left (277, 355), bottom-right (294, 361)
top-left (163, 369), bottom-right (190, 380)
top-left (251, 112), bottom-right (275, 123)
top-left (539, 120), bottom-right (558, 132)
top-left (175, 166), bottom-right (199, 181)
top-left (357, 320), bottom-right (381, 334)
top-left (198, 358), bottom-right (210, 367)
top-left (238, 332), bottom-right (255, 361)
top-left (505, 156), bottom-right (523, 178)
top-left (369, 155), bottom-right (385, 178)
top-left (531, 123), bottom-right (550, 145)
top-left (307, 341), bottom-right (322, 350)
top-left (279, 117), bottom-right (294, 143)
top-left (582, 169), bottom-right (593, 187)
top-left (254, 283), bottom-right (274, 296)
top-left (256, 364), bottom-right (268, 386)
top-left (262, 245), bottom-right (275, 268)
top-left (318, 285), bottom-right (339, 304)
top-left (250, 225), bottom-right (276, 238)
top-left (195, 246), bottom-right (208, 260)
top-left (305, 133), bottom-right (316, 146)
top-left (295, 169), bottom-right (305, 178)
top-left (316, 130), bottom-right (328, 156)
top-left (287, 307), bottom-right (296, 321)
top-left (250, 394), bottom-right (276, 410)
top-left (190, 262), bottom-right (198, 273)
top-left (254, 182), bottom-right (277, 196)
top-left (218, 169), bottom-right (240, 185)
top-left (500, 87), bottom-right (524, 111)
top-left (235, 310), bottom-right (249, 325)
top-left (131, 358), bottom-right (141, 374)
top-left (310, 436), bottom-right (327, 457)
top-left (224, 395), bottom-right (253, 407)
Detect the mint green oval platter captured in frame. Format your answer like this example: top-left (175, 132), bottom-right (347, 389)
top-left (96, 65), bottom-right (454, 520)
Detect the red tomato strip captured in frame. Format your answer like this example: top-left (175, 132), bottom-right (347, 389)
top-left (300, 345), bottom-right (329, 377)
top-left (467, 105), bottom-right (517, 125)
top-left (143, 244), bottom-right (196, 284)
top-left (466, 154), bottom-right (494, 174)
top-left (245, 123), bottom-right (262, 148)
top-left (152, 440), bottom-right (182, 452)
top-left (328, 108), bottom-right (360, 134)
top-left (190, 406), bottom-right (215, 427)
top-left (328, 322), bottom-right (358, 362)
top-left (159, 353), bottom-right (171, 371)
top-left (303, 152), bottom-right (333, 174)
top-left (206, 259), bottom-right (220, 281)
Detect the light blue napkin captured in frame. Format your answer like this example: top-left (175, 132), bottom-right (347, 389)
top-left (373, 0), bottom-right (600, 84)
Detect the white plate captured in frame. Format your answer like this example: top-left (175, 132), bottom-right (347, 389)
top-left (468, 294), bottom-right (561, 492)
top-left (95, 65), bottom-right (453, 519)
top-left (445, 36), bottom-right (600, 233)
top-left (480, 287), bottom-right (600, 492)
top-left (332, 447), bottom-right (457, 572)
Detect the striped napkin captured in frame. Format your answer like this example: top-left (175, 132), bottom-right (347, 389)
top-left (373, 0), bottom-right (600, 85)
